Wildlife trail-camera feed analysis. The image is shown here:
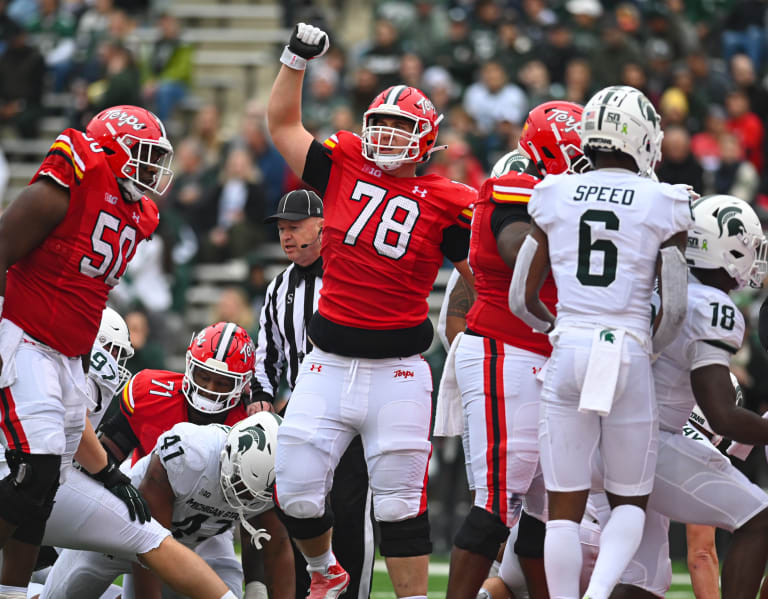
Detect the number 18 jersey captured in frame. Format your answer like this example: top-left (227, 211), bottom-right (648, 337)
top-left (529, 170), bottom-right (693, 339)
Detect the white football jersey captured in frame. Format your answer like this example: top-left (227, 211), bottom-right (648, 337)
top-left (86, 342), bottom-right (123, 430)
top-left (529, 169), bottom-right (693, 339)
top-left (653, 278), bottom-right (744, 433)
top-left (130, 422), bottom-right (271, 548)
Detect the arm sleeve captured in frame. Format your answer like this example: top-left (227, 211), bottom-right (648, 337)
top-left (252, 278), bottom-right (286, 399)
top-left (97, 405), bottom-right (140, 459)
top-left (441, 225), bottom-right (470, 262)
top-left (301, 139), bottom-right (333, 196)
top-left (490, 203), bottom-right (530, 238)
top-left (689, 339), bottom-right (733, 370)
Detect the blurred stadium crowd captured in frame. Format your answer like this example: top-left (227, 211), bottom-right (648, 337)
top-left (3, 0), bottom-right (768, 552)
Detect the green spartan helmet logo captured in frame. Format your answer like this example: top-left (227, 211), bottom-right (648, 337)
top-left (716, 206), bottom-right (746, 238)
top-left (599, 329), bottom-right (616, 343)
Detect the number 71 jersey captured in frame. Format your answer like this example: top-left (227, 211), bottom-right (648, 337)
top-left (4, 128), bottom-right (159, 358)
top-left (318, 131), bottom-right (476, 329)
top-left (529, 170), bottom-right (693, 338)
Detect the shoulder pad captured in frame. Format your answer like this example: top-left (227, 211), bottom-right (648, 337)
top-left (156, 423), bottom-right (226, 497)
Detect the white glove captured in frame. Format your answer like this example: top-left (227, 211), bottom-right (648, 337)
top-left (280, 23), bottom-right (330, 70)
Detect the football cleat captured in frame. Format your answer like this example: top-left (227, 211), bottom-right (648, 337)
top-left (308, 562), bottom-right (350, 599)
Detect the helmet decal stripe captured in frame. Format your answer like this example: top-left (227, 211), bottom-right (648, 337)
top-left (215, 322), bottom-right (238, 361)
top-left (385, 85), bottom-right (407, 105)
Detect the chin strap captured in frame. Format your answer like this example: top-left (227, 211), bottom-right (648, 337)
top-left (239, 511), bottom-right (272, 549)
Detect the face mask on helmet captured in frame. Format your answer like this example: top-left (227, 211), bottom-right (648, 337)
top-left (518, 101), bottom-right (589, 176)
top-left (86, 105), bottom-right (174, 201)
top-left (182, 322), bottom-right (255, 414)
top-left (687, 194), bottom-right (768, 289)
top-left (581, 85), bottom-right (663, 176)
top-left (97, 306), bottom-right (134, 387)
top-left (361, 85), bottom-right (443, 171)
top-left (689, 372), bottom-right (743, 446)
top-left (220, 412), bottom-right (282, 515)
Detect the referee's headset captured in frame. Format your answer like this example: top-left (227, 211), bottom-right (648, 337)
top-left (300, 226), bottom-right (323, 249)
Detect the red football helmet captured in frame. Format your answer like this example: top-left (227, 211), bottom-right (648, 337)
top-left (361, 85), bottom-right (443, 170)
top-left (183, 322), bottom-right (255, 414)
top-left (518, 101), bottom-right (589, 176)
top-left (86, 105), bottom-right (174, 201)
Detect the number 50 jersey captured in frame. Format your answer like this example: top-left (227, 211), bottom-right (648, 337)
top-left (4, 129), bottom-right (159, 358)
top-left (529, 170), bottom-right (693, 340)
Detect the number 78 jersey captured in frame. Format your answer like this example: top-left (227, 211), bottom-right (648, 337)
top-left (529, 170), bottom-right (693, 338)
top-left (318, 131), bottom-right (475, 329)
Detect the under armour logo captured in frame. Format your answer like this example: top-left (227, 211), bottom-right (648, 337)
top-left (310, 364), bottom-right (322, 372)
top-left (132, 213), bottom-right (140, 224)
top-left (412, 186), bottom-right (428, 198)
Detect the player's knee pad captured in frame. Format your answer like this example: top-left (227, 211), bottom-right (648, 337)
top-left (378, 511), bottom-right (432, 557)
top-left (453, 506), bottom-right (509, 560)
top-left (0, 451), bottom-right (60, 526)
top-left (277, 506), bottom-right (334, 540)
top-left (514, 510), bottom-right (545, 558)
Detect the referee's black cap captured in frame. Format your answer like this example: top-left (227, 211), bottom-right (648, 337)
top-left (264, 189), bottom-right (323, 223)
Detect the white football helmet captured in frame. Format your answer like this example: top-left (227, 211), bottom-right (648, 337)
top-left (581, 85), bottom-right (663, 175)
top-left (220, 412), bottom-right (282, 516)
top-left (689, 372), bottom-right (743, 447)
top-left (491, 149), bottom-right (531, 178)
top-left (687, 194), bottom-right (768, 289)
top-left (96, 307), bottom-right (134, 387)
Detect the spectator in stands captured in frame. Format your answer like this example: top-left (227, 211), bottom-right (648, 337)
top-left (349, 64), bottom-right (379, 121)
top-left (26, 0), bottom-right (76, 91)
top-left (211, 286), bottom-right (257, 341)
top-left (72, 0), bottom-right (112, 82)
top-left (620, 61), bottom-right (650, 99)
top-left (233, 99), bottom-right (290, 218)
top-left (167, 137), bottom-right (216, 224)
top-left (141, 12), bottom-right (193, 123)
top-left (518, 58), bottom-right (560, 107)
top-left (712, 131), bottom-right (760, 204)
top-left (563, 57), bottom-right (594, 104)
top-left (124, 307), bottom-right (166, 372)
top-left (725, 86), bottom-right (764, 173)
top-left (565, 0), bottom-right (602, 55)
top-left (422, 65), bottom-right (457, 115)
top-left (691, 104), bottom-right (728, 172)
top-left (358, 17), bottom-right (402, 90)
top-left (540, 19), bottom-right (579, 83)
top-left (729, 53), bottom-right (768, 124)
top-left (659, 86), bottom-right (689, 129)
top-left (655, 125), bottom-right (705, 193)
top-left (189, 102), bottom-right (226, 171)
top-left (433, 7), bottom-right (477, 90)
top-left (88, 40), bottom-right (140, 111)
top-left (671, 64), bottom-right (708, 133)
top-left (687, 48), bottom-right (730, 107)
top-left (0, 21), bottom-right (44, 137)
top-left (398, 0), bottom-right (449, 61)
top-left (463, 60), bottom-right (527, 135)
top-left (519, 0), bottom-right (558, 45)
top-left (721, 0), bottom-right (768, 71)
top-left (424, 131), bottom-right (484, 190)
top-left (399, 52), bottom-right (424, 91)
top-left (195, 147), bottom-right (267, 263)
top-left (490, 19), bottom-right (533, 79)
top-left (589, 14), bottom-right (643, 88)
top-left (303, 63), bottom-right (347, 138)
top-left (469, 0), bottom-right (501, 62)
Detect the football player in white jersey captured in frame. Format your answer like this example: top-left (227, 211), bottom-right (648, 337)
top-left (39, 412), bottom-right (292, 599)
top-left (509, 85), bottom-right (693, 599)
top-left (612, 195), bottom-right (768, 599)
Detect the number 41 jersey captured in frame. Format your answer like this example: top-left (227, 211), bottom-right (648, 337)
top-left (529, 170), bottom-right (693, 339)
top-left (317, 131), bottom-right (476, 330)
top-left (4, 129), bottom-right (159, 358)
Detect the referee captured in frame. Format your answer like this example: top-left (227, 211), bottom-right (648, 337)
top-left (245, 189), bottom-right (374, 599)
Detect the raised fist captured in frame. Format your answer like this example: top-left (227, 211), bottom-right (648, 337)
top-left (288, 23), bottom-right (329, 60)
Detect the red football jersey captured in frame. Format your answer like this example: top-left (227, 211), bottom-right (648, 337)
top-left (318, 131), bottom-right (476, 329)
top-left (4, 129), bottom-right (159, 357)
top-left (119, 369), bottom-right (247, 463)
top-left (466, 172), bottom-right (558, 356)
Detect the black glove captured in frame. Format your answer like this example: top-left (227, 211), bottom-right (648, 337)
top-left (92, 457), bottom-right (151, 524)
top-left (287, 23), bottom-right (329, 60)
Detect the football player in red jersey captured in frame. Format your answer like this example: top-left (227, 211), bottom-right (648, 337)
top-left (445, 101), bottom-right (588, 599)
top-left (268, 23), bottom-right (476, 599)
top-left (0, 105), bottom-right (185, 598)
top-left (97, 321), bottom-right (295, 599)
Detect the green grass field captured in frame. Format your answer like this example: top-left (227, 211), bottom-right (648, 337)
top-left (369, 558), bottom-right (697, 598)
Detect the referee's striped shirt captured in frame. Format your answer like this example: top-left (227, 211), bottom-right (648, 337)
top-left (252, 258), bottom-right (322, 398)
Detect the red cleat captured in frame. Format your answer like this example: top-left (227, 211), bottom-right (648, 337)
top-left (308, 563), bottom-right (350, 599)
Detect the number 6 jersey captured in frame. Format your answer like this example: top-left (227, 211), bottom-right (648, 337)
top-left (4, 129), bottom-right (159, 358)
top-left (529, 170), bottom-right (693, 340)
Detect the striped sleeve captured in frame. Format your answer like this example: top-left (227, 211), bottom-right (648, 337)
top-left (32, 132), bottom-right (87, 188)
top-left (252, 274), bottom-right (286, 399)
top-left (490, 182), bottom-right (534, 205)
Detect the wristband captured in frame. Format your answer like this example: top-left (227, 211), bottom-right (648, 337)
top-left (280, 46), bottom-right (307, 71)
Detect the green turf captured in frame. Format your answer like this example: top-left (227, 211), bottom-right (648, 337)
top-left (369, 558), bottom-right (697, 598)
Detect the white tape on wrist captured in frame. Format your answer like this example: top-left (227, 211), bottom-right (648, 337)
top-left (280, 46), bottom-right (307, 70)
top-left (244, 582), bottom-right (269, 599)
top-left (0, 296), bottom-right (4, 320)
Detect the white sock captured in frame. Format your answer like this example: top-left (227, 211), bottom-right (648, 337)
top-left (544, 519), bottom-right (582, 599)
top-left (583, 504), bottom-right (645, 599)
top-left (304, 548), bottom-right (336, 573)
top-left (0, 585), bottom-right (27, 599)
